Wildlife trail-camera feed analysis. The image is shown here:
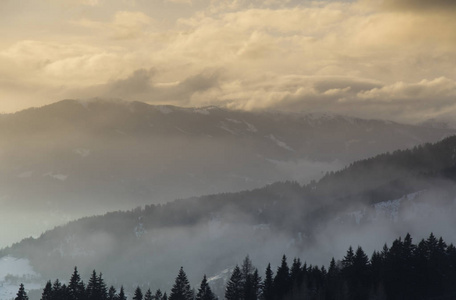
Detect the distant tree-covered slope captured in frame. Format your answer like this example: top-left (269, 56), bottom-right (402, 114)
top-left (3, 135), bottom-right (456, 293)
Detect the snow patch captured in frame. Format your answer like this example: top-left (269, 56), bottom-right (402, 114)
top-left (219, 123), bottom-right (236, 135)
top-left (374, 199), bottom-right (401, 222)
top-left (134, 223), bottom-right (146, 238)
top-left (0, 256), bottom-right (38, 279)
top-left (175, 127), bottom-right (190, 134)
top-left (207, 268), bottom-right (232, 283)
top-left (267, 135), bottom-right (295, 152)
top-left (0, 256), bottom-right (41, 300)
top-left (244, 121), bottom-right (258, 133)
top-left (226, 118), bottom-right (242, 124)
top-left (43, 172), bottom-right (68, 181)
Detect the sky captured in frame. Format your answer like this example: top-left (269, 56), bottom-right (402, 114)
top-left (1, 0), bottom-right (456, 123)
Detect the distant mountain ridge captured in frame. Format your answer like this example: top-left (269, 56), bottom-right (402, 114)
top-left (0, 98), bottom-right (455, 247)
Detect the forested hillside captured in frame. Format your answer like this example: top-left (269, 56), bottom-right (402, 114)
top-left (3, 136), bottom-right (456, 296)
top-left (14, 234), bottom-right (456, 300)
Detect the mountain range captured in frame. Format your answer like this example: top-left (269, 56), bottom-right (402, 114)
top-left (1, 99), bottom-right (455, 246)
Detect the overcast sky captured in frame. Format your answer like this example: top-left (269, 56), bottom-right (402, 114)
top-left (1, 0), bottom-right (456, 123)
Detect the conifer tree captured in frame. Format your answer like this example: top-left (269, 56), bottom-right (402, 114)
top-left (133, 286), bottom-right (143, 300)
top-left (326, 258), bottom-right (340, 300)
top-left (196, 275), bottom-right (216, 300)
top-left (248, 269), bottom-right (261, 300)
top-left (108, 286), bottom-right (117, 300)
top-left (273, 255), bottom-right (290, 300)
top-left (225, 266), bottom-right (243, 300)
top-left (241, 256), bottom-right (254, 281)
top-left (170, 267), bottom-right (193, 300)
top-left (352, 246), bottom-right (370, 300)
top-left (118, 286), bottom-right (127, 300)
top-left (52, 279), bottom-right (65, 300)
top-left (68, 267), bottom-right (85, 300)
top-left (290, 258), bottom-right (302, 287)
top-left (144, 289), bottom-right (153, 300)
top-left (98, 273), bottom-right (108, 300)
top-left (163, 292), bottom-right (168, 300)
top-left (41, 281), bottom-right (53, 300)
top-left (87, 270), bottom-right (107, 300)
top-left (86, 270), bottom-right (99, 300)
top-left (155, 289), bottom-right (163, 300)
top-left (342, 246), bottom-right (355, 270)
top-left (15, 283), bottom-right (29, 300)
top-left (261, 264), bottom-right (274, 300)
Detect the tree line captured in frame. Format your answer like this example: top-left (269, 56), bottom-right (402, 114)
top-left (14, 233), bottom-right (456, 300)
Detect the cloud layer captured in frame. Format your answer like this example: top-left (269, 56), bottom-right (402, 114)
top-left (0, 0), bottom-right (455, 123)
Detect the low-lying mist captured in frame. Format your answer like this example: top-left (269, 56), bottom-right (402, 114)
top-left (3, 180), bottom-right (456, 300)
top-left (0, 133), bottom-right (344, 246)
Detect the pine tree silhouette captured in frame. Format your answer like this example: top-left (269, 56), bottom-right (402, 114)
top-left (144, 289), bottom-right (153, 300)
top-left (15, 283), bottom-right (28, 300)
top-left (196, 275), bottom-right (216, 300)
top-left (170, 267), bottom-right (193, 300)
top-left (133, 286), bottom-right (143, 300)
top-left (225, 266), bottom-right (243, 300)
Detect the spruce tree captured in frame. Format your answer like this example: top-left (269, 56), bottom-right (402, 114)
top-left (118, 286), bottom-right (127, 300)
top-left (15, 283), bottom-right (29, 300)
top-left (261, 264), bottom-right (274, 300)
top-left (225, 266), bottom-right (243, 300)
top-left (163, 292), bottom-right (168, 300)
top-left (290, 258), bottom-right (302, 287)
top-left (196, 275), bottom-right (216, 300)
top-left (133, 286), bottom-right (143, 300)
top-left (170, 267), bottom-right (193, 300)
top-left (241, 256), bottom-right (254, 281)
top-left (342, 246), bottom-right (355, 270)
top-left (87, 270), bottom-right (107, 300)
top-left (68, 267), bottom-right (85, 300)
top-left (41, 281), bottom-right (52, 300)
top-left (108, 286), bottom-right (117, 300)
top-left (144, 289), bottom-right (153, 300)
top-left (155, 289), bottom-right (163, 300)
top-left (249, 269), bottom-right (261, 300)
top-left (326, 258), bottom-right (340, 300)
top-left (352, 246), bottom-right (370, 300)
top-left (273, 255), bottom-right (290, 300)
top-left (98, 273), bottom-right (108, 300)
top-left (52, 279), bottom-right (64, 300)
top-left (86, 270), bottom-right (99, 300)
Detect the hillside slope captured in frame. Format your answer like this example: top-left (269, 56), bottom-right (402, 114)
top-left (2, 136), bottom-right (456, 296)
top-left (1, 99), bottom-right (454, 245)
